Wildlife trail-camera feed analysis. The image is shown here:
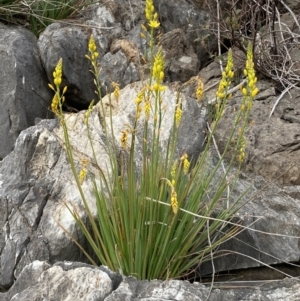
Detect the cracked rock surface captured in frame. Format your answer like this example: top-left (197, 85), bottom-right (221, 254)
top-left (1, 261), bottom-right (300, 301)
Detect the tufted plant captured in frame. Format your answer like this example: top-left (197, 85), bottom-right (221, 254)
top-left (49, 0), bottom-right (258, 280)
top-left (0, 0), bottom-right (88, 35)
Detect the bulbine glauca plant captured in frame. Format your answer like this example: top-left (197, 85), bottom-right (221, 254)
top-left (49, 0), bottom-right (258, 280)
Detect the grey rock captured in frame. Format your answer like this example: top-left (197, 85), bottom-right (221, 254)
top-left (0, 117), bottom-right (106, 288)
top-left (7, 262), bottom-right (113, 301)
top-left (199, 171), bottom-right (300, 275)
top-left (38, 23), bottom-right (95, 109)
top-left (153, 0), bottom-right (216, 68)
top-left (215, 79), bottom-right (300, 186)
top-left (100, 50), bottom-right (140, 93)
top-left (106, 276), bottom-right (300, 301)
top-left (0, 24), bottom-right (52, 160)
top-left (95, 0), bottom-right (145, 32)
top-left (160, 29), bottom-right (200, 82)
top-left (0, 260), bottom-right (50, 301)
top-left (2, 261), bottom-right (300, 301)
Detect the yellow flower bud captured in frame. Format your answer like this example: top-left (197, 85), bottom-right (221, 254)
top-left (171, 191), bottom-right (178, 214)
top-left (251, 87), bottom-right (259, 97)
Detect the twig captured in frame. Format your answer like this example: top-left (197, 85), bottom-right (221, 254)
top-left (145, 196), bottom-right (300, 239)
top-left (269, 84), bottom-right (293, 117)
top-left (279, 0), bottom-right (300, 29)
top-left (204, 219), bottom-right (214, 301)
top-left (216, 0), bottom-right (223, 73)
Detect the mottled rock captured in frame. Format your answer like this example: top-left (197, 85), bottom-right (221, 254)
top-left (0, 24), bottom-right (52, 160)
top-left (154, 0), bottom-right (216, 68)
top-left (38, 23), bottom-right (95, 110)
top-left (2, 261), bottom-right (300, 301)
top-left (160, 29), bottom-right (199, 82)
top-left (3, 262), bottom-right (113, 301)
top-left (0, 116), bottom-right (108, 288)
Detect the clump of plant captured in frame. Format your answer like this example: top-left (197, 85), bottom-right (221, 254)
top-left (0, 0), bottom-right (89, 35)
top-left (49, 0), bottom-right (258, 280)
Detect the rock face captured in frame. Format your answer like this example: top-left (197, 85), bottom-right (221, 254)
top-left (1, 260), bottom-right (300, 301)
top-left (203, 62), bottom-right (300, 186)
top-left (0, 261), bottom-right (120, 301)
top-left (0, 24), bottom-right (52, 160)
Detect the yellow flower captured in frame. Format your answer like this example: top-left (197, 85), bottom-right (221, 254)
top-left (152, 50), bottom-right (164, 81)
top-left (238, 136), bottom-right (246, 163)
top-left (79, 159), bottom-right (88, 185)
top-left (84, 100), bottom-right (94, 125)
top-left (51, 94), bottom-right (59, 115)
top-left (149, 19), bottom-right (160, 28)
top-left (171, 191), bottom-right (178, 214)
top-left (251, 87), bottom-right (259, 97)
top-left (183, 157), bottom-right (190, 175)
top-left (79, 168), bottom-right (87, 185)
top-left (171, 161), bottom-right (178, 185)
top-left (239, 42), bottom-right (259, 112)
top-left (162, 178), bottom-right (179, 215)
top-left (144, 99), bottom-right (151, 121)
top-left (195, 78), bottom-right (204, 102)
top-left (120, 130), bottom-right (129, 150)
top-left (180, 153), bottom-right (190, 175)
top-left (175, 105), bottom-right (182, 128)
top-left (112, 82), bottom-right (120, 102)
top-left (88, 35), bottom-right (97, 53)
top-left (214, 48), bottom-right (234, 117)
top-left (53, 58), bottom-right (63, 88)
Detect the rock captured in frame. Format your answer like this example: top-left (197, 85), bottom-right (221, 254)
top-left (99, 50), bottom-right (140, 93)
top-left (160, 29), bottom-right (199, 82)
top-left (0, 261), bottom-right (114, 301)
top-left (99, 81), bottom-right (206, 161)
top-left (0, 260), bottom-right (50, 301)
top-left (0, 117), bottom-right (108, 288)
top-left (215, 79), bottom-right (300, 186)
top-left (38, 23), bottom-right (96, 110)
top-left (198, 49), bottom-right (300, 186)
top-left (199, 170), bottom-right (300, 275)
top-left (99, 0), bottom-right (145, 32)
top-left (0, 81), bottom-right (205, 289)
top-left (1, 261), bottom-right (300, 301)
top-left (106, 276), bottom-right (300, 301)
top-left (153, 0), bottom-right (217, 68)
top-left (282, 0), bottom-right (300, 12)
top-left (0, 24), bottom-right (52, 160)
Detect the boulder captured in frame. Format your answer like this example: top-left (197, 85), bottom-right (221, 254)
top-left (160, 29), bottom-right (199, 82)
top-left (0, 114), bottom-right (109, 289)
top-left (38, 23), bottom-right (97, 110)
top-left (153, 0), bottom-right (217, 68)
top-left (0, 24), bottom-right (52, 160)
top-left (0, 261), bottom-right (117, 301)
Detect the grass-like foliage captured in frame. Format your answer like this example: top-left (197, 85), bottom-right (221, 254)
top-left (49, 0), bottom-right (259, 280)
top-left (0, 0), bottom-right (88, 35)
